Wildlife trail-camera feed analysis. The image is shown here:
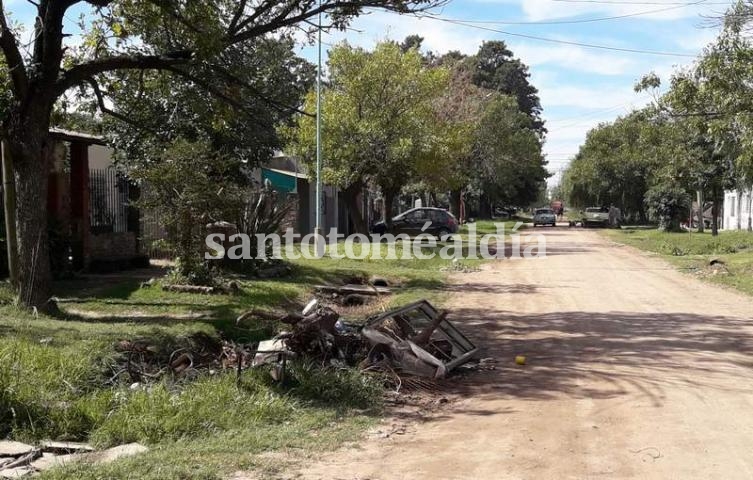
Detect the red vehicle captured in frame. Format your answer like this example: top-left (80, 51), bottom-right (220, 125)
top-left (550, 200), bottom-right (564, 217)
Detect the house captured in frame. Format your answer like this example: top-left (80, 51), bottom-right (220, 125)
top-left (260, 152), bottom-right (375, 236)
top-left (723, 188), bottom-right (753, 231)
top-left (7, 128), bottom-right (146, 274)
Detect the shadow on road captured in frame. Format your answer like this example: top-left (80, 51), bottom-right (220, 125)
top-left (442, 308), bottom-right (753, 408)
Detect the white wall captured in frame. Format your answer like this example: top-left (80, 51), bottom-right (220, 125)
top-left (723, 188), bottom-right (753, 231)
top-left (88, 144), bottom-right (114, 170)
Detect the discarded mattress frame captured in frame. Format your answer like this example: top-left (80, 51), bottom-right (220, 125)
top-left (362, 300), bottom-right (478, 378)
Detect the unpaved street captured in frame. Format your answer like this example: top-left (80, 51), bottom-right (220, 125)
top-left (296, 228), bottom-right (753, 479)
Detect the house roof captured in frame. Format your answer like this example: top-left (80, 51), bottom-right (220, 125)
top-left (49, 128), bottom-right (106, 146)
top-left (263, 167), bottom-right (307, 180)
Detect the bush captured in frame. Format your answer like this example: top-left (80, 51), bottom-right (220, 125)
top-left (645, 183), bottom-right (690, 232)
top-left (164, 258), bottom-right (222, 287)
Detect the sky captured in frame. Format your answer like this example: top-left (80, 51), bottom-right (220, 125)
top-left (6, 0), bottom-right (731, 186)
top-left (296, 0), bottom-right (729, 186)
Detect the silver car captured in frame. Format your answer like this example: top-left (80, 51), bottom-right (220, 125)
top-left (533, 208), bottom-right (557, 227)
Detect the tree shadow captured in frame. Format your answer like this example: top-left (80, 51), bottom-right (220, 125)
top-left (440, 308), bottom-right (753, 406)
top-left (53, 266), bottom-right (165, 299)
top-left (441, 283), bottom-right (570, 295)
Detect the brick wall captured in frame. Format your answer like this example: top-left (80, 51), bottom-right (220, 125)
top-left (280, 193), bottom-right (299, 233)
top-left (89, 232), bottom-right (137, 261)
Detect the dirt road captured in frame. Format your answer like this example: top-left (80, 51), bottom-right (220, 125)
top-left (295, 228), bottom-right (753, 479)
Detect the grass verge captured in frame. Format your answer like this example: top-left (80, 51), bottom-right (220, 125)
top-left (602, 228), bottom-right (753, 296)
top-left (0, 231), bottom-right (512, 479)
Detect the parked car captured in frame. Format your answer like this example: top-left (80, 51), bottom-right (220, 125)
top-left (581, 207), bottom-right (610, 228)
top-left (493, 206), bottom-right (516, 219)
top-left (371, 208), bottom-right (459, 238)
top-left (493, 209), bottom-right (511, 220)
top-left (533, 208), bottom-right (557, 227)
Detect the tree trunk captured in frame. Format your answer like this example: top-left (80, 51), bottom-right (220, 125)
top-left (638, 203), bottom-right (647, 225)
top-left (711, 187), bottom-right (719, 237)
top-left (737, 190), bottom-right (744, 231)
top-left (11, 135), bottom-right (54, 311)
top-left (2, 141), bottom-right (19, 289)
top-left (478, 192), bottom-right (492, 219)
top-left (177, 209), bottom-right (196, 266)
top-left (342, 182), bottom-right (367, 235)
top-left (383, 189), bottom-right (396, 227)
top-left (696, 189), bottom-right (704, 233)
top-left (748, 189), bottom-right (752, 232)
top-left (449, 189), bottom-right (462, 220)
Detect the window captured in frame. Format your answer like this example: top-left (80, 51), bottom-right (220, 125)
top-left (430, 210), bottom-right (447, 222)
top-left (404, 210), bottom-right (426, 222)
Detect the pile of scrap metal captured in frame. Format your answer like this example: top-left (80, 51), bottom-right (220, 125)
top-left (361, 301), bottom-right (477, 379)
top-left (249, 300), bottom-right (477, 381)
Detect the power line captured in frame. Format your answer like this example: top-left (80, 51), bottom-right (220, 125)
top-left (547, 97), bottom-right (652, 124)
top-left (436, 0), bottom-right (710, 26)
top-left (416, 16), bottom-right (698, 57)
top-left (551, 0), bottom-right (730, 4)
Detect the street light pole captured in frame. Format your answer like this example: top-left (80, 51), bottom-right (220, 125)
top-left (314, 3), bottom-right (323, 256)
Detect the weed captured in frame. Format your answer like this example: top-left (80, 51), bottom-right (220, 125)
top-left (284, 362), bottom-right (383, 409)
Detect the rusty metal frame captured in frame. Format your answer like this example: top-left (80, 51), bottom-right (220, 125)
top-left (365, 300), bottom-right (478, 372)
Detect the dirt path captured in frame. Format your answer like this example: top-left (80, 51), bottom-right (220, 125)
top-left (294, 228), bottom-right (753, 479)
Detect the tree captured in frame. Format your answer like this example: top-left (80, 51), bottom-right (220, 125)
top-left (418, 64), bottom-right (485, 218)
top-left (473, 95), bottom-right (548, 212)
top-left (135, 139), bottom-right (247, 284)
top-left (659, 72), bottom-right (737, 236)
top-left (285, 41), bottom-right (447, 230)
top-left (645, 180), bottom-right (691, 232)
top-left (566, 1), bottom-right (753, 232)
top-left (417, 57), bottom-right (548, 219)
top-left (470, 41), bottom-right (545, 135)
top-left (0, 0), bottom-right (442, 310)
top-left (700, 6), bottom-right (753, 231)
top-left (97, 36), bottom-right (316, 169)
top-left (563, 110), bottom-right (671, 223)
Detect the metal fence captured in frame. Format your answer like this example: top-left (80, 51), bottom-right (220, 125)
top-left (89, 167), bottom-right (130, 234)
top-left (138, 183), bottom-right (174, 259)
top-left (140, 209), bottom-right (173, 259)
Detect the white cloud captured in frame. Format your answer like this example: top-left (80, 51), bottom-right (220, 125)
top-left (322, 11), bottom-right (484, 55)
top-left (511, 42), bottom-right (636, 75)
top-left (674, 26), bottom-right (720, 52)
top-left (475, 0), bottom-right (718, 22)
top-left (539, 83), bottom-right (645, 109)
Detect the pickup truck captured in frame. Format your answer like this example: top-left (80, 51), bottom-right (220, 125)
top-left (581, 207), bottom-right (610, 228)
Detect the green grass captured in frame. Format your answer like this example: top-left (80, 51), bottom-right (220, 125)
top-left (1, 234), bottom-right (517, 479)
top-left (0, 304), bottom-right (382, 479)
top-left (602, 228), bottom-right (753, 296)
top-left (0, 223), bottom-right (532, 478)
top-left (460, 219), bottom-right (525, 236)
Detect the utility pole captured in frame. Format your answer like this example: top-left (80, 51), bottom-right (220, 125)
top-left (2, 141), bottom-right (19, 288)
top-left (314, 1), bottom-right (324, 256)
